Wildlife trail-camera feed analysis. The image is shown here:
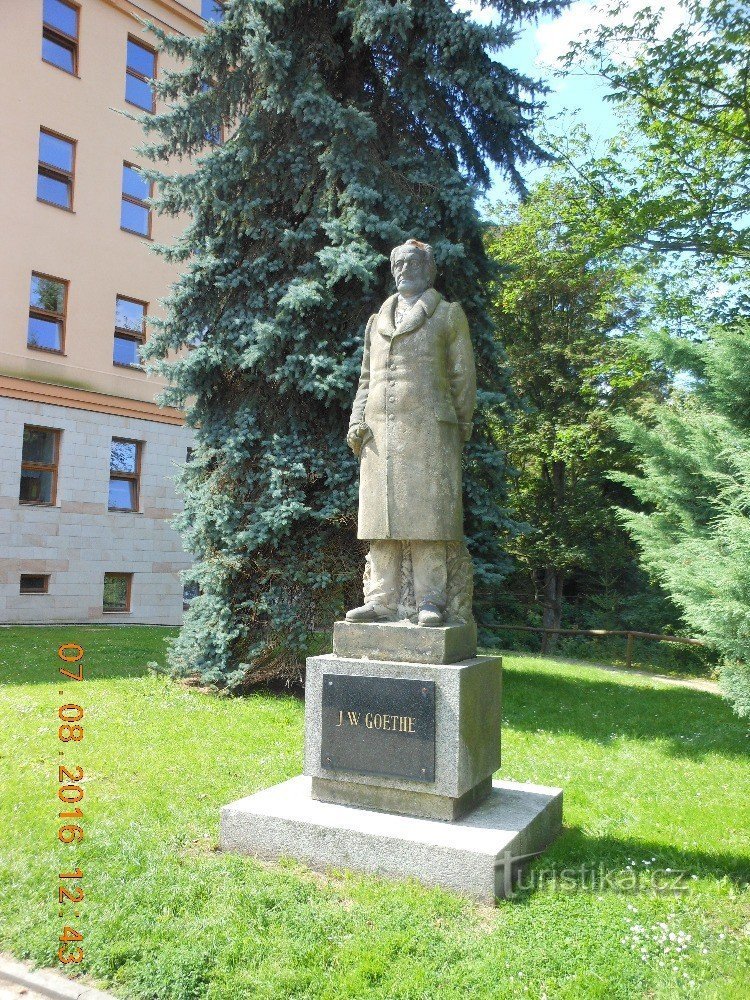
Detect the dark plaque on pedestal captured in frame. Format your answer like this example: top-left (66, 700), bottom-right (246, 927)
top-left (321, 674), bottom-right (435, 782)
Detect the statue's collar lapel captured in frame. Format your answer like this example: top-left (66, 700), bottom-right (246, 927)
top-left (379, 288), bottom-right (443, 338)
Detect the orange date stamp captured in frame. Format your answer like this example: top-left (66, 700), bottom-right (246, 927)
top-left (56, 642), bottom-right (86, 966)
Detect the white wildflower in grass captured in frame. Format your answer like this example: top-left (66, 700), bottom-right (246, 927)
top-left (620, 910), bottom-right (708, 980)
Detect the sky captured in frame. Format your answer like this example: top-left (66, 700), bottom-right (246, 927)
top-left (454, 0), bottom-right (686, 202)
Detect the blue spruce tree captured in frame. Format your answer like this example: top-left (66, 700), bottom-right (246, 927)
top-left (140, 0), bottom-right (566, 690)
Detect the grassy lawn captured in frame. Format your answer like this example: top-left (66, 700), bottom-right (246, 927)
top-left (2, 626), bottom-right (749, 999)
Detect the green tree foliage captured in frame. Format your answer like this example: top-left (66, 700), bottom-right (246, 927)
top-left (616, 325), bottom-right (750, 716)
top-left (561, 0), bottom-right (750, 261)
top-left (487, 176), bottom-right (664, 648)
top-left (549, 0), bottom-right (750, 709)
top-left (139, 0), bottom-right (567, 689)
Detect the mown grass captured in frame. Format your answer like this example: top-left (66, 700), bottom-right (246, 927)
top-left (2, 625), bottom-right (748, 999)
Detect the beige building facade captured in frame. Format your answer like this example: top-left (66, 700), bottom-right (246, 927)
top-left (0, 0), bottom-right (217, 624)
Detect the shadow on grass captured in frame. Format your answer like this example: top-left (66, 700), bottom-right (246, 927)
top-left (502, 666), bottom-right (747, 761)
top-left (511, 825), bottom-right (750, 897)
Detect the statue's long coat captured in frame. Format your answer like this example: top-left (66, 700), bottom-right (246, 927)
top-left (349, 288), bottom-right (476, 541)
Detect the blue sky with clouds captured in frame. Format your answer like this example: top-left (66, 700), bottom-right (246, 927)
top-left (455, 0), bottom-right (685, 201)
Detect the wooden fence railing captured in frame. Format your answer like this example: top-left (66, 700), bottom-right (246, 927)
top-left (495, 625), bottom-right (705, 670)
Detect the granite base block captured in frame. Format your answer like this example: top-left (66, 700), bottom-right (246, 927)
top-left (220, 775), bottom-right (564, 903)
top-left (333, 619), bottom-right (477, 664)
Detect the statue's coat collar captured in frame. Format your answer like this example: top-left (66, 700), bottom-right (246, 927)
top-left (379, 288), bottom-right (443, 338)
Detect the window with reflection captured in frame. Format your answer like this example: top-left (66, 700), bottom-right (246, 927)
top-left (187, 326), bottom-right (208, 350)
top-left (103, 572), bottom-right (132, 612)
top-left (20, 426), bottom-right (60, 505)
top-left (125, 37), bottom-right (156, 111)
top-left (28, 273), bottom-right (67, 353)
top-left (202, 0), bottom-right (225, 23)
top-left (109, 438), bottom-right (141, 511)
top-left (42, 0), bottom-right (79, 74)
top-left (120, 163), bottom-right (152, 236)
top-left (183, 581), bottom-right (200, 610)
top-left (37, 128), bottom-right (75, 210)
top-left (113, 296), bottom-right (146, 368)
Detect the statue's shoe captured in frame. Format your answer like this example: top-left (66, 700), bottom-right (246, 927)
top-left (345, 603), bottom-right (394, 623)
top-left (417, 602), bottom-right (445, 627)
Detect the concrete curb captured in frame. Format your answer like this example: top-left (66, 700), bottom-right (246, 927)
top-left (0, 955), bottom-right (117, 1000)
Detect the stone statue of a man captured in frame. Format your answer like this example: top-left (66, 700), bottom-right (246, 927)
top-left (346, 239), bottom-right (476, 627)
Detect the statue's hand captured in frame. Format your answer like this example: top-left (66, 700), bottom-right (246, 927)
top-left (347, 423), bottom-right (372, 456)
top-left (460, 422), bottom-right (473, 443)
top-left (347, 423), bottom-right (369, 456)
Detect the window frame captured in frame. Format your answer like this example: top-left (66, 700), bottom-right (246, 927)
top-left (42, 0), bottom-right (80, 76)
top-left (37, 126), bottom-right (76, 212)
top-left (103, 572), bottom-right (133, 613)
top-left (125, 34), bottom-right (157, 113)
top-left (120, 162), bottom-right (153, 238)
top-left (113, 295), bottom-right (147, 369)
top-left (108, 437), bottom-right (142, 512)
top-left (20, 574), bottom-right (50, 595)
top-left (28, 271), bottom-right (68, 355)
top-left (19, 425), bottom-right (61, 507)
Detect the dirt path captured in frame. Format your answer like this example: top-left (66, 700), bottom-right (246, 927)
top-left (500, 652), bottom-right (720, 694)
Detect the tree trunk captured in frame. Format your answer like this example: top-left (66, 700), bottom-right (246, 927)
top-left (539, 458), bottom-right (566, 654)
top-left (541, 566), bottom-right (564, 653)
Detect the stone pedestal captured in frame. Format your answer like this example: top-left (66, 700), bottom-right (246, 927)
top-left (305, 652), bottom-right (501, 821)
top-left (219, 620), bottom-right (563, 902)
top-left (333, 619), bottom-right (477, 664)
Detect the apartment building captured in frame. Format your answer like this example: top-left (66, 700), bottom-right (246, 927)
top-left (0, 0), bottom-right (221, 625)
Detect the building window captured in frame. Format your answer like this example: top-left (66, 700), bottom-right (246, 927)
top-left (28, 273), bottom-right (67, 353)
top-left (187, 327), bottom-right (207, 350)
top-left (109, 438), bottom-right (141, 511)
top-left (202, 0), bottom-right (225, 22)
top-left (103, 573), bottom-right (132, 612)
top-left (120, 164), bottom-right (152, 237)
top-left (201, 82), bottom-right (223, 145)
top-left (42, 0), bottom-right (79, 75)
top-left (37, 128), bottom-right (75, 210)
top-left (113, 296), bottom-right (146, 368)
top-left (125, 37), bottom-right (156, 112)
top-left (20, 574), bottom-right (50, 595)
top-left (20, 426), bottom-right (60, 505)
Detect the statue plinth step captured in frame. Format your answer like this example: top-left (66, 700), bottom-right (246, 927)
top-left (333, 618), bottom-right (477, 665)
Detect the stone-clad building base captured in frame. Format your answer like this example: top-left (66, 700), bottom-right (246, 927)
top-left (0, 395), bottom-right (192, 625)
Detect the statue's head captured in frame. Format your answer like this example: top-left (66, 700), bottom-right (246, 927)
top-left (390, 239), bottom-right (437, 297)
